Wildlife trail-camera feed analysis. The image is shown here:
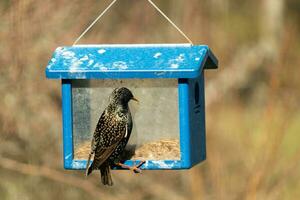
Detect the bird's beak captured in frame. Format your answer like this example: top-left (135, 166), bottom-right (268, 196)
top-left (131, 97), bottom-right (139, 102)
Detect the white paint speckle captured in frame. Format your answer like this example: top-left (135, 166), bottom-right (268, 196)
top-left (93, 63), bottom-right (104, 69)
top-left (56, 47), bottom-right (64, 52)
top-left (98, 49), bottom-right (106, 54)
top-left (76, 72), bottom-right (87, 79)
top-left (148, 160), bottom-right (180, 169)
top-left (88, 60), bottom-right (94, 66)
top-left (100, 66), bottom-right (108, 71)
top-left (195, 57), bottom-right (200, 61)
top-left (154, 52), bottom-right (162, 58)
top-left (153, 161), bottom-right (171, 168)
top-left (71, 59), bottom-right (83, 68)
top-left (67, 72), bottom-right (86, 79)
top-left (177, 54), bottom-right (185, 62)
top-left (80, 55), bottom-right (89, 61)
top-left (199, 48), bottom-right (207, 56)
top-left (47, 58), bottom-right (57, 69)
top-left (170, 63), bottom-right (179, 68)
top-left (69, 63), bottom-right (79, 73)
top-left (62, 51), bottom-right (75, 59)
top-left (154, 71), bottom-right (166, 76)
top-left (65, 153), bottom-right (72, 160)
top-left (167, 54), bottom-right (185, 69)
top-left (113, 61), bottom-right (128, 70)
top-left (69, 67), bottom-right (78, 73)
top-left (72, 161), bottom-right (84, 169)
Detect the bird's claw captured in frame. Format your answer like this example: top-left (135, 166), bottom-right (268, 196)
top-left (132, 160), bottom-right (145, 174)
top-left (115, 160), bottom-right (145, 173)
top-left (132, 166), bottom-right (142, 173)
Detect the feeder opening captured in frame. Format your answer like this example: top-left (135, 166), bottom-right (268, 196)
top-left (194, 81), bottom-right (200, 105)
top-left (72, 79), bottom-right (180, 161)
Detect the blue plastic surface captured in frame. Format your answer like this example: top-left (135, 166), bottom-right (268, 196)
top-left (61, 80), bottom-right (73, 169)
top-left (48, 44), bottom-right (218, 170)
top-left (188, 74), bottom-right (207, 167)
top-left (45, 44), bottom-right (218, 79)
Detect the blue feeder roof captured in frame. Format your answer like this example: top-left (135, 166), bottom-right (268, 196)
top-left (45, 44), bottom-right (218, 79)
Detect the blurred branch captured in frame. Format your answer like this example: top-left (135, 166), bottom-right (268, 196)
top-left (0, 156), bottom-right (116, 200)
top-left (0, 155), bottom-right (186, 200)
top-left (261, 0), bottom-right (285, 56)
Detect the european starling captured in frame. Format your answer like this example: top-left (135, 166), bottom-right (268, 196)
top-left (85, 87), bottom-right (142, 186)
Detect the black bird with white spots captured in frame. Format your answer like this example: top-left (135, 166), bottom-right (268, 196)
top-left (86, 87), bottom-right (138, 186)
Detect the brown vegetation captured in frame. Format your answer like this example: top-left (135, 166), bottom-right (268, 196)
top-left (75, 139), bottom-right (180, 160)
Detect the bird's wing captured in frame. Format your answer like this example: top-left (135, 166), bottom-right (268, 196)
top-left (91, 143), bottom-right (119, 169)
top-left (85, 111), bottom-right (106, 175)
top-left (87, 112), bottom-right (127, 171)
top-left (86, 142), bottom-right (118, 176)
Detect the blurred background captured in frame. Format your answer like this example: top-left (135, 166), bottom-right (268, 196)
top-left (0, 0), bottom-right (300, 199)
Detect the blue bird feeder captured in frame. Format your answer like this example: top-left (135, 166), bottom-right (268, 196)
top-left (45, 44), bottom-right (218, 170)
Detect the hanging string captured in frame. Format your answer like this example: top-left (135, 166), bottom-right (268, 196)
top-left (147, 0), bottom-right (193, 45)
top-left (73, 0), bottom-right (194, 45)
top-left (73, 0), bottom-right (118, 45)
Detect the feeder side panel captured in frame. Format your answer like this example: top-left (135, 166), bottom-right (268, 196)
top-left (178, 78), bottom-right (192, 169)
top-left (188, 73), bottom-right (206, 167)
top-left (62, 80), bottom-right (74, 169)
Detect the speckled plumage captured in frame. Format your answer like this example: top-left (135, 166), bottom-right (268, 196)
top-left (86, 87), bottom-right (135, 186)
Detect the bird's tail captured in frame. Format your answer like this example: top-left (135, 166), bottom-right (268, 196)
top-left (86, 165), bottom-right (93, 176)
top-left (85, 153), bottom-right (93, 176)
top-left (100, 164), bottom-right (113, 186)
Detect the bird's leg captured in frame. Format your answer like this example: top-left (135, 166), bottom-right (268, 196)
top-left (115, 160), bottom-right (145, 173)
top-left (133, 160), bottom-right (146, 173)
top-left (115, 163), bottom-right (131, 170)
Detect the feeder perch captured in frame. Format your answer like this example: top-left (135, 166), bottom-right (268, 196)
top-left (45, 44), bottom-right (218, 170)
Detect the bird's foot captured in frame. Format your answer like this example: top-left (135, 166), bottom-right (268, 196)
top-left (132, 160), bottom-right (146, 173)
top-left (116, 160), bottom-right (145, 173)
